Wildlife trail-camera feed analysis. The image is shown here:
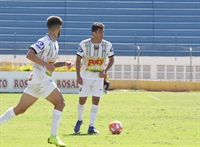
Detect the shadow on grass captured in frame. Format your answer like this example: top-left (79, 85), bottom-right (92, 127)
top-left (63, 132), bottom-right (99, 136)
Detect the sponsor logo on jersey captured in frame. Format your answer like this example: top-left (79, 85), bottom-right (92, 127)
top-left (87, 58), bottom-right (104, 66)
top-left (36, 41), bottom-right (45, 50)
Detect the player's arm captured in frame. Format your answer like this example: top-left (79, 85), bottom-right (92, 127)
top-left (99, 44), bottom-right (114, 78)
top-left (76, 55), bottom-right (82, 78)
top-left (76, 55), bottom-right (83, 85)
top-left (105, 56), bottom-right (114, 74)
top-left (26, 48), bottom-right (50, 69)
top-left (105, 45), bottom-right (114, 73)
top-left (28, 39), bottom-right (55, 72)
top-left (54, 61), bottom-right (73, 68)
top-left (76, 43), bottom-right (84, 84)
top-left (99, 56), bottom-right (114, 78)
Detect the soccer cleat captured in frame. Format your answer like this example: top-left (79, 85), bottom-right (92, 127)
top-left (88, 126), bottom-right (99, 134)
top-left (47, 135), bottom-right (66, 147)
top-left (74, 120), bottom-right (83, 133)
top-left (105, 90), bottom-right (109, 94)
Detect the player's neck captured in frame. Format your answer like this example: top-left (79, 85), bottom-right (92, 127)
top-left (91, 38), bottom-right (101, 44)
top-left (48, 32), bottom-right (57, 42)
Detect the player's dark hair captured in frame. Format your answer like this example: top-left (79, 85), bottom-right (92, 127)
top-left (92, 22), bottom-right (105, 32)
top-left (46, 16), bottom-right (63, 30)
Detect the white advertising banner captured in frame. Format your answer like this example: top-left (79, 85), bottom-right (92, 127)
top-left (0, 72), bottom-right (78, 94)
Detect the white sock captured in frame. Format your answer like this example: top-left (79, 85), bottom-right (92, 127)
top-left (0, 107), bottom-right (16, 125)
top-left (89, 104), bottom-right (98, 127)
top-left (51, 109), bottom-right (62, 136)
top-left (78, 103), bottom-right (85, 121)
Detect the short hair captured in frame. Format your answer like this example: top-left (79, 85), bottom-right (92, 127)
top-left (46, 16), bottom-right (63, 30)
top-left (92, 22), bottom-right (105, 32)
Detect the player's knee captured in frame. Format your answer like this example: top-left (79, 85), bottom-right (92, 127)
top-left (93, 101), bottom-right (99, 105)
top-left (61, 100), bottom-right (66, 108)
top-left (56, 99), bottom-right (65, 109)
top-left (14, 107), bottom-right (27, 115)
top-left (92, 98), bottom-right (100, 105)
top-left (79, 99), bottom-right (86, 105)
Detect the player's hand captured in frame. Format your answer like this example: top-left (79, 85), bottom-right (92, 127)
top-left (99, 69), bottom-right (106, 78)
top-left (77, 76), bottom-right (83, 85)
top-left (45, 62), bottom-right (55, 73)
top-left (66, 61), bottom-right (73, 69)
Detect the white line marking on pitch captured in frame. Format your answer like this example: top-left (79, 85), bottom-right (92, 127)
top-left (150, 95), bottom-right (160, 100)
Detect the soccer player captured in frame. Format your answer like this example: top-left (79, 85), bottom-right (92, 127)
top-left (74, 22), bottom-right (114, 134)
top-left (0, 16), bottom-right (72, 147)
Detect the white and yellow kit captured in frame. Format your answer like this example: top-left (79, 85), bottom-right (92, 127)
top-left (24, 34), bottom-right (59, 98)
top-left (77, 38), bottom-right (114, 97)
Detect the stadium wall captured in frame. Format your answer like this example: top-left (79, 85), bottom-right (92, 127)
top-left (0, 72), bottom-right (199, 93)
top-left (1, 55), bottom-right (199, 81)
top-left (109, 80), bottom-right (200, 91)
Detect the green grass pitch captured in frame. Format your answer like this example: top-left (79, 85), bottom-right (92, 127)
top-left (0, 91), bottom-right (199, 147)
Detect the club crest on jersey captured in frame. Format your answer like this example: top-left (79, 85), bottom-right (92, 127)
top-left (36, 41), bottom-right (45, 50)
top-left (78, 46), bottom-right (83, 53)
top-left (85, 44), bottom-right (89, 48)
top-left (101, 43), bottom-right (108, 48)
top-left (110, 47), bottom-right (114, 52)
top-left (87, 58), bottom-right (104, 66)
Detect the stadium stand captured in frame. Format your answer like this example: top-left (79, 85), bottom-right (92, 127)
top-left (0, 0), bottom-right (199, 56)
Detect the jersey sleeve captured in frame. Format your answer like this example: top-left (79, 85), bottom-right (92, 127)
top-left (77, 42), bottom-right (84, 58)
top-left (30, 37), bottom-right (48, 54)
top-left (107, 44), bottom-right (114, 58)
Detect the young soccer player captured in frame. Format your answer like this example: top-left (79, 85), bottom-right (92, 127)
top-left (74, 22), bottom-right (114, 134)
top-left (0, 15), bottom-right (72, 147)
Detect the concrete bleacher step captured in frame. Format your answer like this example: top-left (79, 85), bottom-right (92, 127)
top-left (154, 23), bottom-right (200, 29)
top-left (154, 0), bottom-right (200, 3)
top-left (1, 20), bottom-right (199, 30)
top-left (0, 7), bottom-right (66, 14)
top-left (0, 20), bottom-right (154, 29)
top-left (0, 0), bottom-right (200, 56)
top-left (0, 13), bottom-right (62, 21)
top-left (154, 2), bottom-right (200, 9)
top-left (154, 16), bottom-right (200, 22)
top-left (154, 30), bottom-right (200, 36)
top-left (0, 34), bottom-right (143, 43)
top-left (0, 13), bottom-right (154, 22)
top-left (1, 26), bottom-right (200, 37)
top-left (1, 33), bottom-right (199, 45)
top-left (0, 27), bottom-right (155, 36)
top-left (0, 7), bottom-right (151, 15)
top-left (0, 1), bottom-right (152, 8)
top-left (0, 1), bottom-right (66, 7)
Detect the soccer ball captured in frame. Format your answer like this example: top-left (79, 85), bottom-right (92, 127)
top-left (109, 120), bottom-right (123, 134)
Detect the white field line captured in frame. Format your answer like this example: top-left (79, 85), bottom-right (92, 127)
top-left (150, 95), bottom-right (160, 100)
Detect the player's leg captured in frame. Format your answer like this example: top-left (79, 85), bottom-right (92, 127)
top-left (88, 79), bottom-right (103, 134)
top-left (78, 97), bottom-right (87, 120)
top-left (45, 88), bottom-right (65, 136)
top-left (42, 80), bottom-right (66, 146)
top-left (74, 80), bottom-right (90, 133)
top-left (88, 96), bottom-right (100, 134)
top-left (0, 85), bottom-right (39, 125)
top-left (74, 96), bottom-right (87, 133)
top-left (13, 93), bottom-right (38, 115)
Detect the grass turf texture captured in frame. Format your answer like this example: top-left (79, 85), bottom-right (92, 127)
top-left (0, 91), bottom-right (199, 147)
